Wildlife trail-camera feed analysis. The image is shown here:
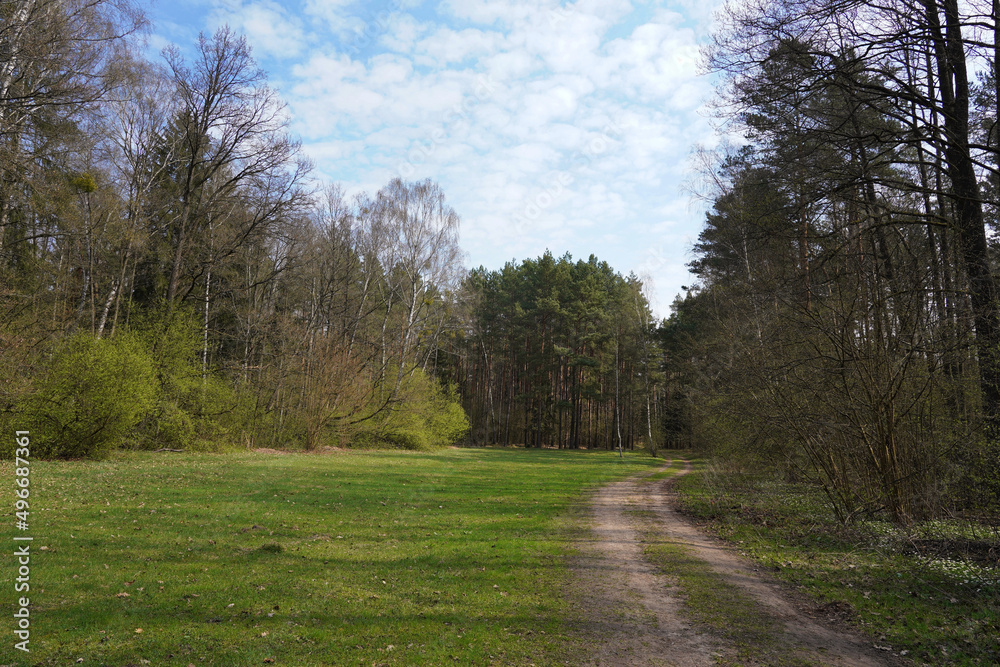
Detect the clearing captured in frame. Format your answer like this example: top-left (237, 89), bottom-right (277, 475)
top-left (1, 448), bottom-right (660, 665)
top-left (6, 448), bottom-right (983, 665)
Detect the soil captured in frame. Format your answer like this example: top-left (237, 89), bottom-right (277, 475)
top-left (569, 459), bottom-right (908, 666)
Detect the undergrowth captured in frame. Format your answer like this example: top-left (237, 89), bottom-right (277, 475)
top-left (674, 458), bottom-right (1000, 666)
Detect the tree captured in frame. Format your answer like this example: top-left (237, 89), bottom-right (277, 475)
top-left (460, 252), bottom-right (658, 451)
top-left (678, 0), bottom-right (1000, 519)
top-left (707, 0), bottom-right (1000, 435)
top-left (0, 0), bottom-right (145, 259)
top-left (156, 26), bottom-right (310, 308)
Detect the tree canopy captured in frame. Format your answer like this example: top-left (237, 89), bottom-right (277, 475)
top-left (663, 0), bottom-right (1000, 522)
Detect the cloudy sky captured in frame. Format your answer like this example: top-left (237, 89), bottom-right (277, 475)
top-left (146, 0), bottom-right (726, 315)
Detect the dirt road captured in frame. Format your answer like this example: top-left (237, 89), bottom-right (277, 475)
top-left (570, 460), bottom-right (902, 666)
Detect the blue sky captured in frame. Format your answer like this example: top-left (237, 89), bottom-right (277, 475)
top-left (146, 0), bottom-right (725, 315)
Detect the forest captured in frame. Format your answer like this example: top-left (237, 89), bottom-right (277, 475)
top-left (0, 0), bottom-right (659, 459)
top-left (662, 0), bottom-right (1000, 522)
top-left (5, 0), bottom-right (1000, 526)
top-left (459, 252), bottom-right (658, 451)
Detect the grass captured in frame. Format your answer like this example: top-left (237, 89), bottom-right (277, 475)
top-left (1, 447), bottom-right (661, 666)
top-left (673, 456), bottom-right (1000, 666)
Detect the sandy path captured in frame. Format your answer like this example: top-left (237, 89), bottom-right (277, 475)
top-left (571, 460), bottom-right (902, 666)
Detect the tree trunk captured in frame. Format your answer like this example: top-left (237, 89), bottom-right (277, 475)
top-left (925, 0), bottom-right (1000, 428)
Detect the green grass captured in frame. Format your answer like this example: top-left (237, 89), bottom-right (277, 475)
top-left (674, 458), bottom-right (1000, 666)
top-left (639, 465), bottom-right (684, 483)
top-left (1, 448), bottom-right (661, 666)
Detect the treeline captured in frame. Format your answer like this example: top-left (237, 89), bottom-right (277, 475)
top-left (0, 1), bottom-right (469, 456)
top-left (663, 0), bottom-right (1000, 522)
top-left (0, 0), bottom-right (663, 459)
top-left (458, 252), bottom-right (660, 450)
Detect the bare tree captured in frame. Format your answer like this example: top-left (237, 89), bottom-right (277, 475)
top-left (158, 26), bottom-right (310, 308)
top-left (377, 178), bottom-right (464, 382)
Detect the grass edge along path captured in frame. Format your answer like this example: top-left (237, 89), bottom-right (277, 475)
top-left (671, 455), bottom-right (1000, 666)
top-left (631, 458), bottom-right (809, 667)
top-left (1, 447), bottom-right (661, 666)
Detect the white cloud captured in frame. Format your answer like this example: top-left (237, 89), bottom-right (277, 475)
top-left (598, 14), bottom-right (701, 100)
top-left (209, 0), bottom-right (308, 58)
top-left (414, 27), bottom-right (501, 66)
top-left (378, 12), bottom-right (429, 54)
top-left (440, 0), bottom-right (548, 26)
top-left (517, 11), bottom-right (606, 73)
top-left (222, 0), bottom-right (721, 314)
top-left (368, 54), bottom-right (416, 87)
top-left (518, 85), bottom-right (579, 127)
top-left (482, 49), bottom-right (537, 82)
top-left (289, 54), bottom-right (385, 133)
top-left (300, 0), bottom-right (367, 39)
top-left (507, 142), bottom-right (562, 172)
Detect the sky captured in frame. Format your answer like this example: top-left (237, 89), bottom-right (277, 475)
top-left (145, 0), bottom-right (727, 316)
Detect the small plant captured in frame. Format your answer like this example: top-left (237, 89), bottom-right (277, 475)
top-left (675, 459), bottom-right (1000, 665)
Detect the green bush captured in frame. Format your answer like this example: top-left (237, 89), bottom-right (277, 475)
top-left (428, 382), bottom-right (472, 446)
top-left (20, 332), bottom-right (157, 458)
top-left (0, 323), bottom-right (41, 459)
top-left (132, 307), bottom-right (202, 399)
top-left (142, 400), bottom-right (195, 449)
top-left (351, 368), bottom-right (470, 450)
top-left (184, 375), bottom-right (258, 451)
top-left (131, 307), bottom-right (256, 451)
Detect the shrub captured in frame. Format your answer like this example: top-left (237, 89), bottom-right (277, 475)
top-left (0, 324), bottom-right (41, 459)
top-left (351, 368), bottom-right (470, 450)
top-left (20, 332), bottom-right (157, 458)
top-left (428, 383), bottom-right (472, 446)
top-left (131, 307), bottom-right (256, 451)
top-left (141, 400), bottom-right (195, 450)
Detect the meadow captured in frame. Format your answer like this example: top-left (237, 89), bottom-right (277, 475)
top-left (1, 448), bottom-right (661, 666)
